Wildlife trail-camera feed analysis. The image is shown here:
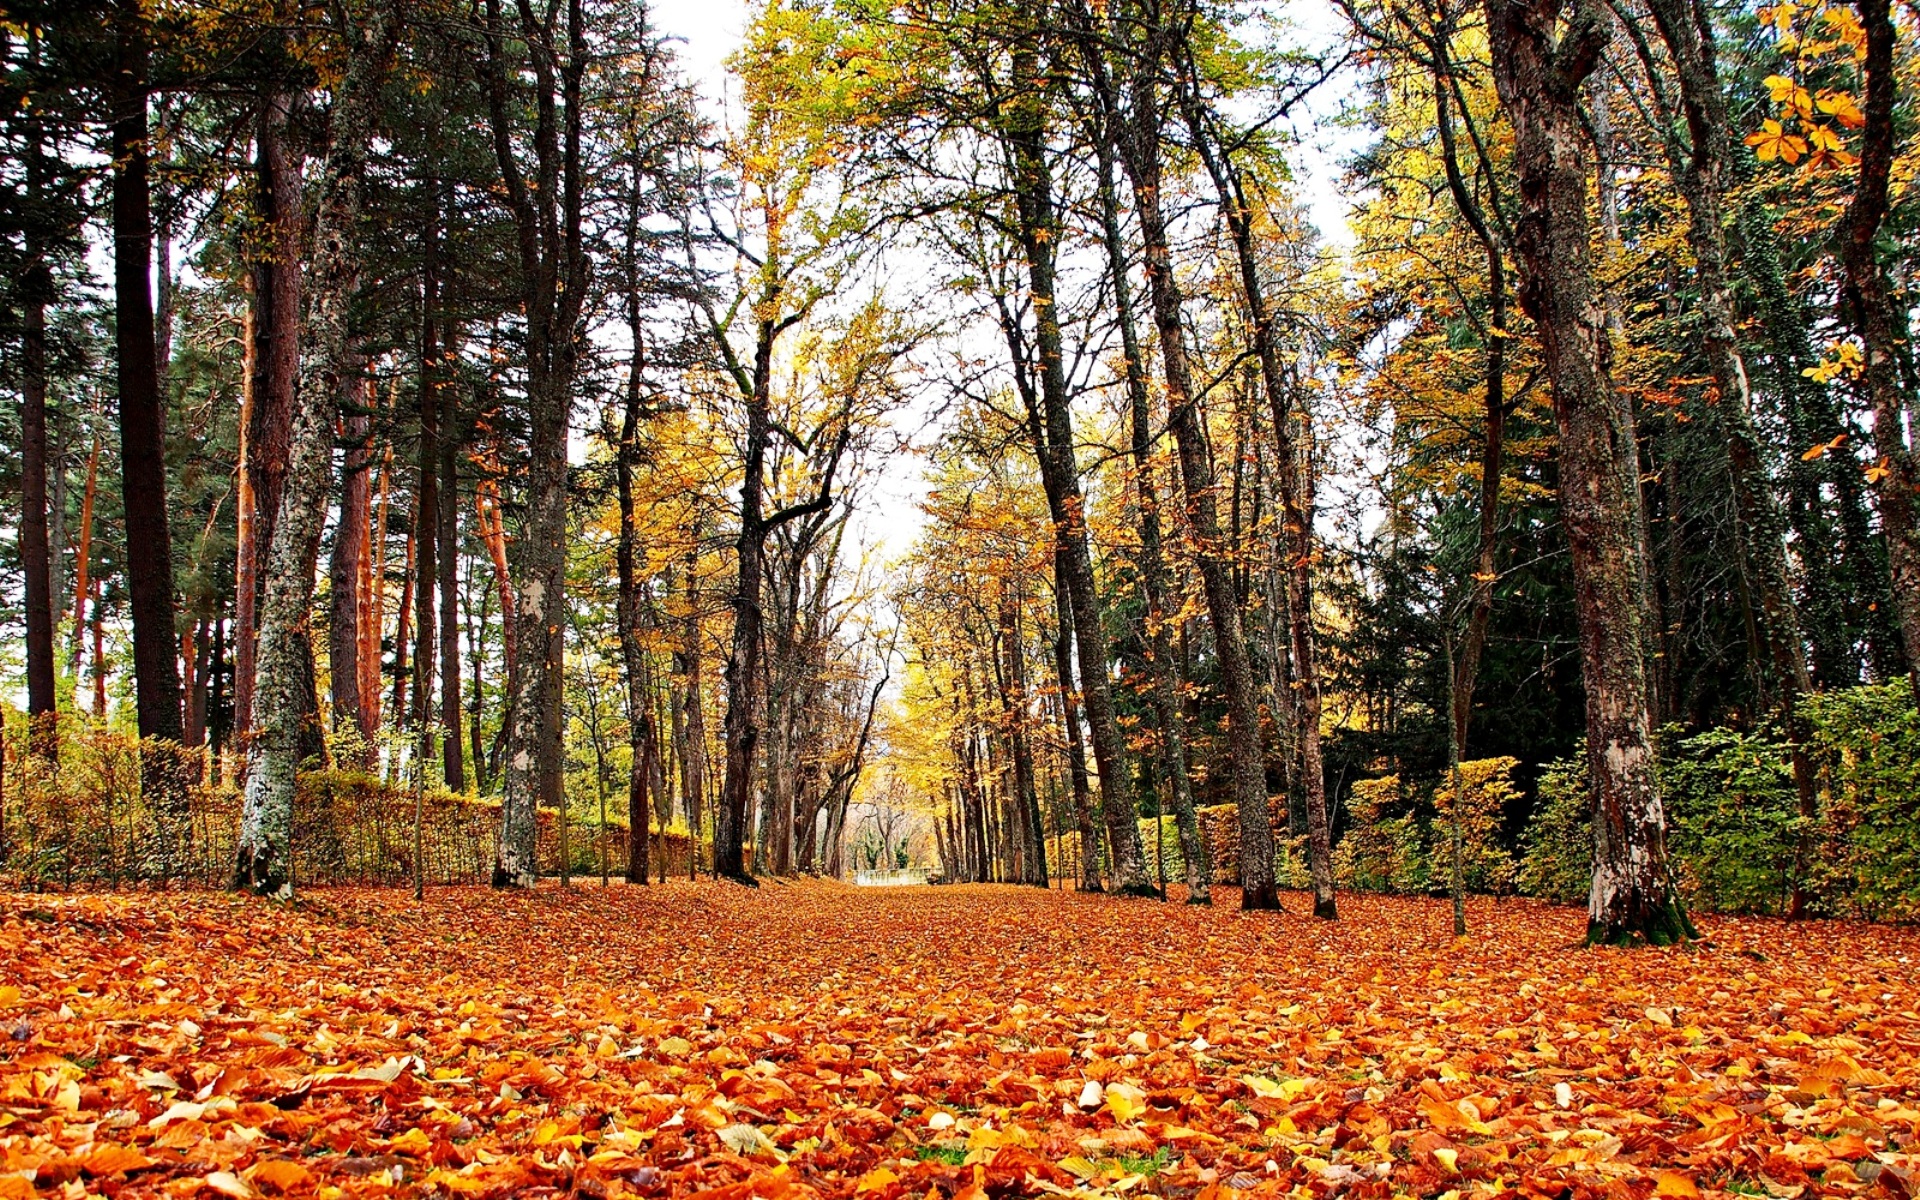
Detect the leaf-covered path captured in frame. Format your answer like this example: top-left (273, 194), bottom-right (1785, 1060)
top-left (3, 883), bottom-right (1917, 1199)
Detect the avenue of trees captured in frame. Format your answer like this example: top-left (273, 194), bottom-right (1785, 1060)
top-left (2, 0), bottom-right (1918, 941)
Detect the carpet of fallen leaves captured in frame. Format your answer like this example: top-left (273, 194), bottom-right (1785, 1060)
top-left (3, 882), bottom-right (1918, 1200)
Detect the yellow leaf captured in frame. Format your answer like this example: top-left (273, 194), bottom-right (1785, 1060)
top-left (1817, 89), bottom-right (1866, 129)
top-left (855, 1167), bottom-right (898, 1192)
top-left (1655, 1171), bottom-right (1702, 1198)
top-left (1433, 1146), bottom-right (1459, 1173)
top-left (658, 1036), bottom-right (694, 1056)
top-left (388, 1126), bottom-right (433, 1156)
top-left (1104, 1082), bottom-right (1147, 1123)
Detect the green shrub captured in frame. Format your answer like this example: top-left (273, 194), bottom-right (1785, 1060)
top-left (1659, 727), bottom-right (1801, 914)
top-left (1516, 756), bottom-right (1590, 905)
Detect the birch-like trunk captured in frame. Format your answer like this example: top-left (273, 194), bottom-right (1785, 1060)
top-left (235, 0), bottom-right (394, 897)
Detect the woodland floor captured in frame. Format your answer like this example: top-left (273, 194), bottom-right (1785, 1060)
top-left (1, 883), bottom-right (1917, 1200)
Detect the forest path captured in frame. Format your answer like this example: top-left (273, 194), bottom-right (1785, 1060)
top-left (3, 883), bottom-right (1917, 1197)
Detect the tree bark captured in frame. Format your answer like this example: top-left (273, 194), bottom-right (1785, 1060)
top-left (112, 0), bottom-right (188, 867)
top-left (1634, 0), bottom-right (1819, 906)
top-left (328, 381), bottom-right (375, 768)
top-left (234, 91), bottom-right (305, 743)
top-left (21, 207), bottom-right (56, 757)
top-left (1000, 45), bottom-right (1152, 895)
top-left (234, 0), bottom-right (394, 896)
top-left (1081, 87), bottom-right (1209, 902)
top-left (485, 0), bottom-right (591, 887)
top-left (617, 334), bottom-right (652, 885)
top-left (1051, 547), bottom-right (1104, 891)
top-left (412, 201), bottom-right (441, 788)
top-left (1108, 22), bottom-right (1280, 910)
top-left (1482, 0), bottom-right (1693, 943)
top-left (439, 383), bottom-right (465, 791)
top-left (1839, 0), bottom-right (1920, 701)
top-left (1172, 46), bottom-right (1335, 918)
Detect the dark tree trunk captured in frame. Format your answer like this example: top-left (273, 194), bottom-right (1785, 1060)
top-left (999, 45), bottom-right (1152, 894)
top-left (329, 384), bottom-right (375, 768)
top-left (486, 0), bottom-right (591, 887)
top-left (112, 0), bottom-right (188, 866)
top-left (1051, 549), bottom-right (1103, 892)
top-left (234, 91), bottom-right (304, 742)
top-left (21, 225), bottom-right (56, 757)
top-left (1632, 0), bottom-right (1819, 908)
top-left (1081, 90), bottom-right (1209, 902)
top-left (616, 324), bottom-right (652, 885)
top-left (439, 391), bottom-right (464, 790)
top-left (1839, 0), bottom-right (1920, 701)
top-left (1108, 21), bottom-right (1280, 911)
top-left (1171, 44), bottom-right (1335, 918)
top-left (412, 205), bottom-right (441, 785)
top-left (1483, 0), bottom-right (1693, 943)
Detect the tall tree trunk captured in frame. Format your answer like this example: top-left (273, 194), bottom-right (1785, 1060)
top-left (234, 91), bottom-right (305, 743)
top-left (678, 547), bottom-right (705, 875)
top-left (329, 386), bottom-right (375, 768)
top-left (1634, 0), bottom-right (1819, 905)
top-left (1000, 45), bottom-right (1152, 894)
top-left (717, 328), bottom-right (774, 884)
top-left (1051, 549), bottom-right (1103, 891)
top-left (1082, 91), bottom-right (1209, 902)
top-left (487, 0), bottom-right (590, 888)
top-left (1839, 0), bottom-right (1920, 701)
top-left (412, 205), bottom-right (441, 788)
top-left (68, 431), bottom-right (99, 693)
top-left (113, 0), bottom-right (187, 866)
top-left (234, 0), bottom-right (394, 896)
top-left (1483, 0), bottom-right (1693, 943)
top-left (1172, 48), bottom-right (1335, 918)
top-left (21, 198), bottom-right (56, 757)
top-left (1110, 25), bottom-right (1280, 911)
top-left (617, 338), bottom-right (652, 885)
top-left (439, 384), bottom-right (465, 790)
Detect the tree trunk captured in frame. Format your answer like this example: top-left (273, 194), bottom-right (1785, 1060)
top-left (1171, 50), bottom-right (1335, 918)
top-left (21, 222), bottom-right (56, 757)
top-left (1483, 0), bottom-right (1693, 944)
top-left (412, 206), bottom-right (441, 789)
top-left (1839, 0), bottom-right (1920, 701)
top-left (1051, 550), bottom-right (1103, 892)
top-left (1634, 0), bottom-right (1819, 907)
top-left (1083, 94), bottom-right (1209, 902)
top-left (717, 325), bottom-right (774, 884)
top-left (329, 388), bottom-right (375, 768)
top-left (235, 0), bottom-right (394, 896)
top-left (487, 0), bottom-right (591, 888)
top-left (617, 337), bottom-right (652, 885)
top-left (234, 90), bottom-right (305, 743)
top-left (1111, 28), bottom-right (1280, 911)
top-left (678, 548), bottom-right (705, 875)
top-left (1000, 45), bottom-right (1152, 894)
top-left (113, 0), bottom-right (188, 868)
top-left (439, 385), bottom-right (465, 790)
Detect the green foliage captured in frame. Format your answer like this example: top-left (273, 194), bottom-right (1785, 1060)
top-left (1333, 776), bottom-right (1429, 893)
top-left (1516, 684), bottom-right (1920, 920)
top-left (1659, 726), bottom-right (1802, 914)
top-left (1516, 757), bottom-right (1592, 906)
top-left (1803, 681), bottom-right (1920, 920)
